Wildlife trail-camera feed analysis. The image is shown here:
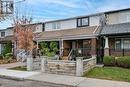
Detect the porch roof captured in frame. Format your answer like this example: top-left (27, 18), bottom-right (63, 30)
top-left (0, 35), bottom-right (14, 42)
top-left (101, 22), bottom-right (130, 35)
top-left (34, 26), bottom-right (99, 41)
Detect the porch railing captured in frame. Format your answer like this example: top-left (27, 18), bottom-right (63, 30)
top-left (109, 48), bottom-right (130, 56)
top-left (63, 48), bottom-right (92, 60)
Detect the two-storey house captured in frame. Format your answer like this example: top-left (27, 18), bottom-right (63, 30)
top-left (0, 23), bottom-right (44, 55)
top-left (35, 8), bottom-right (130, 63)
top-left (101, 8), bottom-right (130, 58)
top-left (35, 13), bottom-right (104, 60)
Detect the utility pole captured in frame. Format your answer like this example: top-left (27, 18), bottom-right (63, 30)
top-left (0, 0), bottom-right (14, 21)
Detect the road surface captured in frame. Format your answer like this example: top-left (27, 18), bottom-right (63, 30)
top-left (0, 78), bottom-right (70, 87)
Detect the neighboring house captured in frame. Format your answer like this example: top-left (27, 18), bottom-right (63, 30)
top-left (0, 28), bottom-right (14, 54)
top-left (0, 23), bottom-right (44, 55)
top-left (101, 8), bottom-right (130, 57)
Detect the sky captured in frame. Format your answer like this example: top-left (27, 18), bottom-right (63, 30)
top-left (0, 0), bottom-right (130, 29)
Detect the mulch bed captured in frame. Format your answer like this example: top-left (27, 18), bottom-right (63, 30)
top-left (0, 59), bottom-right (17, 64)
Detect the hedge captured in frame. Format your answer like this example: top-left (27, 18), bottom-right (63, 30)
top-left (116, 57), bottom-right (130, 68)
top-left (103, 56), bottom-right (116, 66)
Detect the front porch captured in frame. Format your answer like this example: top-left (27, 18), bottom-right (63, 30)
top-left (37, 38), bottom-right (98, 60)
top-left (104, 36), bottom-right (130, 57)
top-left (62, 39), bottom-right (97, 60)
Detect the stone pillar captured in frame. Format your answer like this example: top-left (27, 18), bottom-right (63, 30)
top-left (59, 39), bottom-right (64, 57)
top-left (36, 41), bottom-right (39, 49)
top-left (0, 44), bottom-right (1, 54)
top-left (104, 37), bottom-right (109, 56)
top-left (27, 57), bottom-right (33, 71)
top-left (41, 57), bottom-right (47, 72)
top-left (76, 57), bottom-right (83, 76)
top-left (91, 38), bottom-right (97, 57)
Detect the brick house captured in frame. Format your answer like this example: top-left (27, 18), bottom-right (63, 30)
top-left (1, 8), bottom-right (130, 63)
top-left (0, 23), bottom-right (44, 56)
top-left (100, 8), bottom-right (130, 58)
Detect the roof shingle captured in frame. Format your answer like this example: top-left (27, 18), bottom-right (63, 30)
top-left (101, 22), bottom-right (130, 35)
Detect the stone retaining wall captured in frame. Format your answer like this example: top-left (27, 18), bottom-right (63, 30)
top-left (83, 57), bottom-right (96, 73)
top-left (32, 58), bottom-right (41, 70)
top-left (27, 56), bottom-right (96, 76)
top-left (45, 60), bottom-right (76, 76)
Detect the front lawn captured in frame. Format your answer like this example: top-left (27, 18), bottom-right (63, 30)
top-left (84, 67), bottom-right (130, 82)
top-left (10, 66), bottom-right (27, 71)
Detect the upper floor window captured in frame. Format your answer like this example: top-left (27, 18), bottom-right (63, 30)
top-left (77, 17), bottom-right (89, 27)
top-left (52, 22), bottom-right (61, 29)
top-left (1, 32), bottom-right (5, 37)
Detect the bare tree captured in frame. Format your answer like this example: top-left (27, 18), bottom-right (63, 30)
top-left (13, 16), bottom-right (35, 58)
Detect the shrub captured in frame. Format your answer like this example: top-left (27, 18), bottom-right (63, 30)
top-left (116, 57), bottom-right (130, 68)
top-left (4, 53), bottom-right (13, 59)
top-left (103, 56), bottom-right (116, 66)
top-left (0, 54), bottom-right (3, 60)
top-left (2, 42), bottom-right (12, 56)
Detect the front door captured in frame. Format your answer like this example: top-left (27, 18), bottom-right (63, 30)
top-left (72, 41), bottom-right (76, 49)
top-left (83, 40), bottom-right (91, 56)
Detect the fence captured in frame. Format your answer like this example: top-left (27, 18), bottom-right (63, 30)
top-left (27, 56), bottom-right (96, 76)
top-left (27, 57), bottom-right (41, 71)
top-left (41, 56), bottom-right (96, 76)
top-left (109, 49), bottom-right (130, 56)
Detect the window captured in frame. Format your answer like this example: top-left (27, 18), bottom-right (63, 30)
top-left (123, 39), bottom-right (130, 49)
top-left (115, 39), bottom-right (130, 49)
top-left (77, 17), bottom-right (89, 27)
top-left (1, 32), bottom-right (5, 37)
top-left (115, 40), bottom-right (121, 49)
top-left (52, 22), bottom-right (61, 29)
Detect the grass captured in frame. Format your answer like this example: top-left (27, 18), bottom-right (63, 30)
top-left (10, 66), bottom-right (27, 71)
top-left (84, 67), bottom-right (130, 82)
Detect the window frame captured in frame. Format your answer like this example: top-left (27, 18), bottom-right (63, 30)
top-left (1, 32), bottom-right (5, 37)
top-left (52, 22), bottom-right (61, 29)
top-left (115, 38), bottom-right (130, 49)
top-left (77, 17), bottom-right (89, 27)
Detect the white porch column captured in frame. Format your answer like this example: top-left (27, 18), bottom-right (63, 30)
top-left (105, 37), bottom-right (109, 48)
top-left (36, 40), bottom-right (39, 49)
top-left (59, 39), bottom-right (64, 57)
top-left (104, 37), bottom-right (109, 56)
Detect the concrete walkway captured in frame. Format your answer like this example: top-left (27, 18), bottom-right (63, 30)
top-left (27, 73), bottom-right (130, 87)
top-left (0, 62), bottom-right (25, 69)
top-left (0, 69), bottom-right (40, 79)
top-left (0, 69), bottom-right (129, 87)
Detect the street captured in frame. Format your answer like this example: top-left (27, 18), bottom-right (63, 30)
top-left (0, 78), bottom-right (70, 87)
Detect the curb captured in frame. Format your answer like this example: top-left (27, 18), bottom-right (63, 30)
top-left (25, 78), bottom-right (76, 87)
top-left (0, 75), bottom-right (76, 87)
top-left (0, 75), bottom-right (24, 81)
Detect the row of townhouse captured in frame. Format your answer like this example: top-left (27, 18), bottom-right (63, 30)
top-left (1, 8), bottom-right (130, 63)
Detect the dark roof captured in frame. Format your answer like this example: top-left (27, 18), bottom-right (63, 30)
top-left (101, 22), bottom-right (130, 35)
top-left (45, 8), bottom-right (130, 23)
top-left (34, 26), bottom-right (100, 41)
top-left (0, 35), bottom-right (14, 42)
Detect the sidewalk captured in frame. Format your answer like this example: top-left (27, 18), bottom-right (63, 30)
top-left (0, 69), bottom-right (40, 80)
top-left (27, 73), bottom-right (130, 87)
top-left (0, 62), bottom-right (25, 69)
top-left (0, 69), bottom-right (129, 87)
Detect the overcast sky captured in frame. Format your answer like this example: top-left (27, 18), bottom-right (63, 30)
top-left (0, 0), bottom-right (130, 29)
